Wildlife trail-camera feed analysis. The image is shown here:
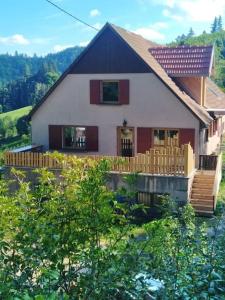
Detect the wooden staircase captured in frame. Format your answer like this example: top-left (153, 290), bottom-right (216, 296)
top-left (190, 170), bottom-right (216, 216)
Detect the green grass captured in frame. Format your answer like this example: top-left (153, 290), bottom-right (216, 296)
top-left (0, 106), bottom-right (32, 165)
top-left (0, 106), bottom-right (32, 121)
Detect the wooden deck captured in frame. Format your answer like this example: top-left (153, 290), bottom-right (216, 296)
top-left (4, 144), bottom-right (195, 177)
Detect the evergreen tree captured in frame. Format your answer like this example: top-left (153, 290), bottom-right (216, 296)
top-left (218, 15), bottom-right (223, 31)
top-left (176, 34), bottom-right (187, 45)
top-left (187, 27), bottom-right (195, 38)
top-left (211, 17), bottom-right (218, 33)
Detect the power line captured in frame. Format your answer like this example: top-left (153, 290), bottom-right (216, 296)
top-left (45, 0), bottom-right (99, 31)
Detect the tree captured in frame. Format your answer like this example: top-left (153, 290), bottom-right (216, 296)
top-left (187, 27), bottom-right (195, 38)
top-left (211, 17), bottom-right (218, 33)
top-left (0, 156), bottom-right (155, 298)
top-left (16, 115), bottom-right (30, 136)
top-left (218, 15), bottom-right (223, 31)
top-left (0, 155), bottom-right (225, 298)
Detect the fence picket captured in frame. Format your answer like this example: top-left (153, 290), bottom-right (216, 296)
top-left (4, 144), bottom-right (195, 176)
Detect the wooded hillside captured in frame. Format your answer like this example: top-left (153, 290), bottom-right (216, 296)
top-left (0, 47), bottom-right (83, 113)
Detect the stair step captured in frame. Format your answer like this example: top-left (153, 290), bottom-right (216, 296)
top-left (194, 178), bottom-right (214, 183)
top-left (191, 194), bottom-right (213, 200)
top-left (192, 180), bottom-right (214, 187)
top-left (191, 199), bottom-right (214, 206)
top-left (192, 187), bottom-right (213, 193)
top-left (192, 205), bottom-right (214, 212)
top-left (194, 175), bottom-right (215, 180)
top-left (195, 210), bottom-right (214, 216)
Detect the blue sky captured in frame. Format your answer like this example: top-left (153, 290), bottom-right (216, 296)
top-left (1, 0), bottom-right (225, 56)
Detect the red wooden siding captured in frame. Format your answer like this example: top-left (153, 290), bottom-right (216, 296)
top-left (86, 126), bottom-right (99, 151)
top-left (119, 80), bottom-right (129, 104)
top-left (90, 80), bottom-right (101, 104)
top-left (137, 127), bottom-right (152, 153)
top-left (179, 128), bottom-right (195, 150)
top-left (49, 125), bottom-right (62, 150)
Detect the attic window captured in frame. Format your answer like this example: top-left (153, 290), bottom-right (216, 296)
top-left (101, 81), bottom-right (119, 103)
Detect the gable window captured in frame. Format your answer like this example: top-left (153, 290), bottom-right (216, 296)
top-left (153, 129), bottom-right (179, 147)
top-left (63, 126), bottom-right (86, 150)
top-left (101, 81), bottom-right (119, 103)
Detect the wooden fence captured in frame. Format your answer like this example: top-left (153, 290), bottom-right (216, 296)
top-left (4, 144), bottom-right (195, 176)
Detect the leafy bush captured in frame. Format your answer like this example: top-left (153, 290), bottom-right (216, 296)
top-left (0, 154), bottom-right (225, 299)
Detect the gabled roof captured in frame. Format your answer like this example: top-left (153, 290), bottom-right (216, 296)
top-left (29, 23), bottom-right (212, 125)
top-left (110, 24), bottom-right (211, 125)
top-left (149, 45), bottom-right (214, 77)
top-left (205, 78), bottom-right (225, 110)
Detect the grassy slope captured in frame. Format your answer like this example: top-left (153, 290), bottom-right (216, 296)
top-left (0, 106), bottom-right (32, 160)
top-left (0, 106), bottom-right (32, 121)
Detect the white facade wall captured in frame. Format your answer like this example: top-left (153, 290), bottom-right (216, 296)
top-left (32, 73), bottom-right (200, 155)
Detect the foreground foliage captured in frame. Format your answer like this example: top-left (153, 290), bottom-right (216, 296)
top-left (0, 154), bottom-right (225, 299)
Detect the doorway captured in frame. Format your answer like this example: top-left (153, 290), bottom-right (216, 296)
top-left (117, 127), bottom-right (134, 157)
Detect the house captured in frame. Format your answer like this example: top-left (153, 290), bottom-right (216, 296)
top-left (6, 23), bottom-right (225, 215)
top-left (29, 23), bottom-right (225, 160)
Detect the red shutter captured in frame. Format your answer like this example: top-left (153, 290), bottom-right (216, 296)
top-left (179, 128), bottom-right (195, 150)
top-left (86, 126), bottom-right (98, 151)
top-left (49, 125), bottom-right (62, 150)
top-left (137, 127), bottom-right (152, 153)
top-left (90, 80), bottom-right (101, 104)
top-left (119, 80), bottom-right (129, 104)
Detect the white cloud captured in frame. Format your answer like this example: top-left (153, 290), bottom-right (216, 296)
top-left (90, 9), bottom-right (101, 17)
top-left (53, 44), bottom-right (74, 52)
top-left (162, 9), bottom-right (183, 22)
top-left (178, 0), bottom-right (225, 22)
top-left (134, 26), bottom-right (165, 41)
top-left (79, 40), bottom-right (90, 47)
top-left (32, 37), bottom-right (52, 45)
top-left (140, 0), bottom-right (225, 22)
top-left (151, 21), bottom-right (169, 29)
top-left (0, 34), bottom-right (30, 45)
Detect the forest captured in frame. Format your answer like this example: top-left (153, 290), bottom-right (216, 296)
top-left (0, 46), bottom-right (83, 113)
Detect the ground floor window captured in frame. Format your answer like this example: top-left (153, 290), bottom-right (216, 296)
top-left (153, 129), bottom-right (179, 147)
top-left (63, 126), bottom-right (86, 150)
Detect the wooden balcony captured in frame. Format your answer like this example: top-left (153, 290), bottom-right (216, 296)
top-left (4, 144), bottom-right (195, 177)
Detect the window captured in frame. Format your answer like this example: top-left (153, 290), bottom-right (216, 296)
top-left (101, 81), bottom-right (119, 103)
top-left (63, 126), bottom-right (86, 150)
top-left (153, 129), bottom-right (179, 147)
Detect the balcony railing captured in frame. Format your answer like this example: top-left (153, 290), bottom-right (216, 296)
top-left (4, 144), bottom-right (195, 177)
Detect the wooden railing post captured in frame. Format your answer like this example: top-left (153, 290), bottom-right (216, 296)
top-left (184, 143), bottom-right (194, 177)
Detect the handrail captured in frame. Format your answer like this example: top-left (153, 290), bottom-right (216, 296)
top-left (212, 152), bottom-right (222, 210)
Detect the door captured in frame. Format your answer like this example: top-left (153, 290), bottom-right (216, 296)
top-left (117, 127), bottom-right (134, 157)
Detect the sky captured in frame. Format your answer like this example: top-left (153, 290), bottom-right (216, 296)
top-left (0, 0), bottom-right (225, 56)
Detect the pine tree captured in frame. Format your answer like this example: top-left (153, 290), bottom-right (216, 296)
top-left (218, 15), bottom-right (223, 31)
top-left (187, 27), bottom-right (195, 38)
top-left (211, 17), bottom-right (218, 33)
